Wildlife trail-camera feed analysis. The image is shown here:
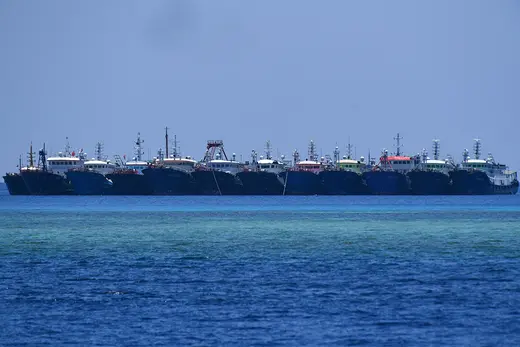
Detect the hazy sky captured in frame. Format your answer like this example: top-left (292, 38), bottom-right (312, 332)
top-left (1, 0), bottom-right (519, 175)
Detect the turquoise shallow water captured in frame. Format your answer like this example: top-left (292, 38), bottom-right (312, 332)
top-left (1, 192), bottom-right (520, 346)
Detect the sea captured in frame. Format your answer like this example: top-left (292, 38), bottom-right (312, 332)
top-left (1, 185), bottom-right (520, 346)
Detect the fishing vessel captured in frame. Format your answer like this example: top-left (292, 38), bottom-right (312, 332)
top-left (362, 134), bottom-right (420, 195)
top-left (319, 143), bottom-right (368, 195)
top-left (106, 133), bottom-right (153, 195)
top-left (3, 145), bottom-right (35, 195)
top-left (450, 139), bottom-right (518, 195)
top-left (192, 140), bottom-right (244, 195)
top-left (142, 129), bottom-right (198, 195)
top-left (407, 139), bottom-right (454, 195)
top-left (282, 140), bottom-right (324, 195)
top-left (20, 140), bottom-right (79, 195)
top-left (237, 141), bottom-right (287, 195)
top-left (66, 143), bottom-right (116, 195)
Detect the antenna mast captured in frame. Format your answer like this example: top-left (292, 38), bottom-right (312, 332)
top-left (172, 134), bottom-right (179, 158)
top-left (28, 142), bottom-right (34, 167)
top-left (165, 127), bottom-right (169, 159)
top-left (308, 140), bottom-right (317, 161)
top-left (135, 133), bottom-right (144, 161)
top-left (94, 142), bottom-right (104, 161)
top-left (346, 137), bottom-right (353, 159)
top-left (394, 133), bottom-right (403, 156)
top-left (265, 140), bottom-right (272, 160)
top-left (432, 139), bottom-right (440, 160)
top-left (473, 138), bottom-right (481, 160)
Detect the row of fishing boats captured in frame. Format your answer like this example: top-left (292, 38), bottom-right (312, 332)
top-left (3, 131), bottom-right (518, 196)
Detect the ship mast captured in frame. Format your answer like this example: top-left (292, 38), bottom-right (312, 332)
top-left (432, 139), bottom-right (440, 160)
top-left (28, 142), bottom-right (34, 168)
top-left (39, 144), bottom-right (47, 172)
top-left (473, 138), bottom-right (481, 160)
top-left (293, 149), bottom-right (300, 165)
top-left (165, 127), bottom-right (169, 159)
top-left (394, 133), bottom-right (403, 156)
top-left (172, 134), bottom-right (179, 159)
top-left (251, 149), bottom-right (258, 164)
top-left (308, 140), bottom-right (317, 161)
top-left (346, 137), bottom-right (353, 160)
top-left (265, 140), bottom-right (272, 160)
top-left (135, 133), bottom-right (144, 161)
top-left (94, 142), bottom-right (104, 161)
top-left (333, 146), bottom-right (340, 164)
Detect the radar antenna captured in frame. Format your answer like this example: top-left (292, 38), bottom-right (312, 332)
top-left (432, 139), bottom-right (440, 160)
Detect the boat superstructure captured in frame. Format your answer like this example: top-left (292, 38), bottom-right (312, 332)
top-left (3, 144), bottom-right (35, 195)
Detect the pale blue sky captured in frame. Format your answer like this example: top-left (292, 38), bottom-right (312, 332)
top-left (1, 0), bottom-right (519, 175)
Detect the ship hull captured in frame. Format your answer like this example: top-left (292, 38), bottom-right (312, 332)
top-left (362, 171), bottom-right (410, 195)
top-left (3, 173), bottom-right (30, 195)
top-left (407, 170), bottom-right (451, 195)
top-left (106, 172), bottom-right (152, 195)
top-left (192, 170), bottom-right (244, 195)
top-left (236, 171), bottom-right (284, 195)
top-left (319, 170), bottom-right (368, 195)
top-left (66, 171), bottom-right (113, 195)
top-left (450, 170), bottom-right (518, 195)
top-left (142, 167), bottom-right (198, 195)
top-left (20, 170), bottom-right (73, 195)
top-left (281, 171), bottom-right (322, 195)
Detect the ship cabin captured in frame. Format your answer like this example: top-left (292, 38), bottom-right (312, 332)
top-left (257, 158), bottom-right (286, 174)
top-left (84, 159), bottom-right (117, 175)
top-left (162, 156), bottom-right (197, 172)
top-left (293, 160), bottom-right (324, 174)
top-left (47, 154), bottom-right (83, 176)
top-left (337, 157), bottom-right (366, 174)
top-left (206, 159), bottom-right (244, 175)
top-left (424, 159), bottom-right (450, 172)
top-left (125, 160), bottom-right (148, 174)
top-left (380, 155), bottom-right (419, 173)
top-left (462, 159), bottom-right (492, 172)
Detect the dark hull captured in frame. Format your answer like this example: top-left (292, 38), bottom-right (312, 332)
top-left (407, 170), bottom-right (451, 195)
top-left (20, 170), bottom-right (73, 195)
top-left (66, 171), bottom-right (112, 195)
top-left (281, 171), bottom-right (321, 195)
top-left (3, 173), bottom-right (30, 195)
top-left (362, 171), bottom-right (410, 195)
top-left (319, 170), bottom-right (368, 195)
top-left (142, 167), bottom-right (198, 195)
top-left (106, 173), bottom-right (152, 195)
top-left (450, 170), bottom-right (519, 195)
top-left (192, 170), bottom-right (244, 195)
top-left (236, 171), bottom-right (284, 195)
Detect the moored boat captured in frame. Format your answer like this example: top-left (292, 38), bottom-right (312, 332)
top-left (362, 134), bottom-right (419, 195)
top-left (106, 133), bottom-right (153, 195)
top-left (237, 141), bottom-right (287, 195)
top-left (319, 143), bottom-right (368, 195)
top-left (66, 143), bottom-right (116, 195)
top-left (192, 140), bottom-right (244, 195)
top-left (282, 141), bottom-right (324, 195)
top-left (407, 139), bottom-right (454, 195)
top-left (450, 139), bottom-right (518, 195)
top-left (142, 130), bottom-right (198, 195)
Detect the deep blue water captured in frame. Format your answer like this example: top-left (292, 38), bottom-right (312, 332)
top-left (1, 193), bottom-right (520, 346)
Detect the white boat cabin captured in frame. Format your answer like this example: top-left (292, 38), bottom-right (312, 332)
top-left (206, 159), bottom-right (244, 175)
top-left (337, 156), bottom-right (366, 174)
top-left (379, 154), bottom-right (419, 173)
top-left (84, 159), bottom-right (117, 175)
top-left (125, 160), bottom-right (148, 174)
top-left (257, 158), bottom-right (286, 174)
top-left (47, 155), bottom-right (83, 176)
top-left (294, 160), bottom-right (324, 174)
top-left (161, 156), bottom-right (197, 172)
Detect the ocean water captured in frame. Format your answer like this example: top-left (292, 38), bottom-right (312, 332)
top-left (1, 192), bottom-right (520, 346)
